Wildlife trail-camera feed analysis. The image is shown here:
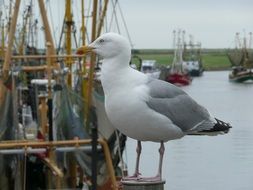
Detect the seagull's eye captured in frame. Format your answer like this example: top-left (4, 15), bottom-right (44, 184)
top-left (99, 39), bottom-right (105, 43)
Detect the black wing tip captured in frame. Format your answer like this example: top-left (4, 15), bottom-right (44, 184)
top-left (188, 118), bottom-right (232, 136)
top-left (214, 118), bottom-right (232, 131)
top-left (200, 118), bottom-right (232, 134)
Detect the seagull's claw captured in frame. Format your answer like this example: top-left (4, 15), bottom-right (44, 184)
top-left (121, 172), bottom-right (142, 181)
top-left (122, 174), bottom-right (162, 182)
top-left (136, 175), bottom-right (162, 182)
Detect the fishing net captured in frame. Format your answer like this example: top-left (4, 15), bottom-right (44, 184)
top-left (0, 81), bottom-right (23, 190)
top-left (227, 49), bottom-right (244, 66)
top-left (53, 79), bottom-right (126, 187)
top-left (0, 68), bottom-right (126, 188)
top-left (53, 84), bottom-right (89, 140)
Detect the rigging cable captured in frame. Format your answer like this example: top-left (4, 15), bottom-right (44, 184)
top-left (116, 1), bottom-right (133, 48)
top-left (73, 1), bottom-right (82, 47)
top-left (46, 0), bottom-right (58, 48)
top-left (108, 0), bottom-right (121, 34)
top-left (57, 19), bottom-right (65, 54)
top-left (86, 0), bottom-right (92, 44)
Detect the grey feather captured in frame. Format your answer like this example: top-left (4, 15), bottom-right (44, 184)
top-left (146, 78), bottom-right (215, 132)
top-left (147, 77), bottom-right (186, 98)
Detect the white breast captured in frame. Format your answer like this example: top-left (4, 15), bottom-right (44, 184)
top-left (104, 78), bottom-right (184, 142)
top-left (101, 59), bottom-right (184, 142)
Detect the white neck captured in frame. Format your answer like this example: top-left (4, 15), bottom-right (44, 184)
top-left (101, 54), bottom-right (130, 92)
top-left (100, 50), bottom-right (148, 97)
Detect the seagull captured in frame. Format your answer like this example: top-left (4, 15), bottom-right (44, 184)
top-left (77, 33), bottom-right (232, 182)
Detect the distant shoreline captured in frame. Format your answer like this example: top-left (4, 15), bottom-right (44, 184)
top-left (131, 49), bottom-right (231, 71)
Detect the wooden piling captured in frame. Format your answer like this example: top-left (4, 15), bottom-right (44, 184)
top-left (122, 180), bottom-right (165, 190)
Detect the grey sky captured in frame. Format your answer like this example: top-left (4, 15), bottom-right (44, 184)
top-left (1, 0), bottom-right (252, 49)
top-left (119, 0), bottom-right (253, 48)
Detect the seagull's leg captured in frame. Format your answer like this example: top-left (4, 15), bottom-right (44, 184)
top-left (157, 141), bottom-right (165, 180)
top-left (134, 140), bottom-right (142, 176)
top-left (122, 140), bottom-right (142, 181)
top-left (138, 141), bottom-right (164, 182)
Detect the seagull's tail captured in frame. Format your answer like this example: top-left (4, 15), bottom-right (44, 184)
top-left (188, 118), bottom-right (232, 136)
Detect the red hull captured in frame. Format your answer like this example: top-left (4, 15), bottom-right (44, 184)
top-left (166, 73), bottom-right (192, 86)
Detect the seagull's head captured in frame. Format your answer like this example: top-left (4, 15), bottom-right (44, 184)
top-left (77, 32), bottom-right (131, 59)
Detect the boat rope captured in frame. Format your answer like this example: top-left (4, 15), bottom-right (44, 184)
top-left (108, 0), bottom-right (121, 33)
top-left (115, 1), bottom-right (133, 48)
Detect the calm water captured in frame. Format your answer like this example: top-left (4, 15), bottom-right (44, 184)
top-left (124, 71), bottom-right (253, 190)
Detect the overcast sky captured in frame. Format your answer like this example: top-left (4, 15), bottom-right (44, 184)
top-left (1, 0), bottom-right (252, 49)
top-left (119, 0), bottom-right (253, 49)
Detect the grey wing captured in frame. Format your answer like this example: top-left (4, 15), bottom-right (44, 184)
top-left (146, 78), bottom-right (215, 132)
top-left (147, 77), bottom-right (186, 98)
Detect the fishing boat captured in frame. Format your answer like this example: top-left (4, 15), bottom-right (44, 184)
top-left (140, 60), bottom-right (161, 79)
top-left (0, 1), bottom-right (129, 189)
top-left (182, 35), bottom-right (204, 77)
top-left (130, 56), bottom-right (161, 78)
top-left (228, 32), bottom-right (253, 83)
top-left (166, 30), bottom-right (192, 86)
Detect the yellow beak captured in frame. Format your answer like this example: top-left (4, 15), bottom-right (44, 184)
top-left (76, 46), bottom-right (94, 55)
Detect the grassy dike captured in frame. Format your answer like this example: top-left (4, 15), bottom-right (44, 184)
top-left (131, 49), bottom-right (231, 71)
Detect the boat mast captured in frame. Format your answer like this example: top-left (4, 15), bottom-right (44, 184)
top-left (37, 0), bottom-right (56, 56)
top-left (97, 0), bottom-right (109, 38)
top-left (0, 11), bottom-right (4, 59)
top-left (79, 0), bottom-right (91, 127)
top-left (3, 0), bottom-right (21, 80)
top-left (18, 4), bottom-right (31, 55)
top-left (7, 0), bottom-right (13, 32)
top-left (86, 0), bottom-right (98, 126)
top-left (242, 32), bottom-right (248, 68)
top-left (179, 30), bottom-right (185, 73)
top-left (172, 29), bottom-right (184, 74)
top-left (65, 0), bottom-right (73, 87)
top-left (171, 30), bottom-right (176, 72)
top-left (249, 32), bottom-right (252, 49)
top-left (81, 0), bottom-right (86, 46)
top-left (235, 32), bottom-right (241, 49)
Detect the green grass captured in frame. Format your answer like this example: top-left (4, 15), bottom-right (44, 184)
top-left (131, 50), bottom-right (231, 70)
top-left (201, 53), bottom-right (230, 70)
top-left (132, 53), bottom-right (173, 67)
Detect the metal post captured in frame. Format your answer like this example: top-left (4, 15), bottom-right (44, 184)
top-left (90, 107), bottom-right (98, 190)
top-left (47, 98), bottom-right (53, 141)
top-left (46, 42), bottom-right (53, 141)
top-left (86, 0), bottom-right (98, 127)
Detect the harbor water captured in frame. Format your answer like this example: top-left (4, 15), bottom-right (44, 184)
top-left (125, 71), bottom-right (253, 190)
